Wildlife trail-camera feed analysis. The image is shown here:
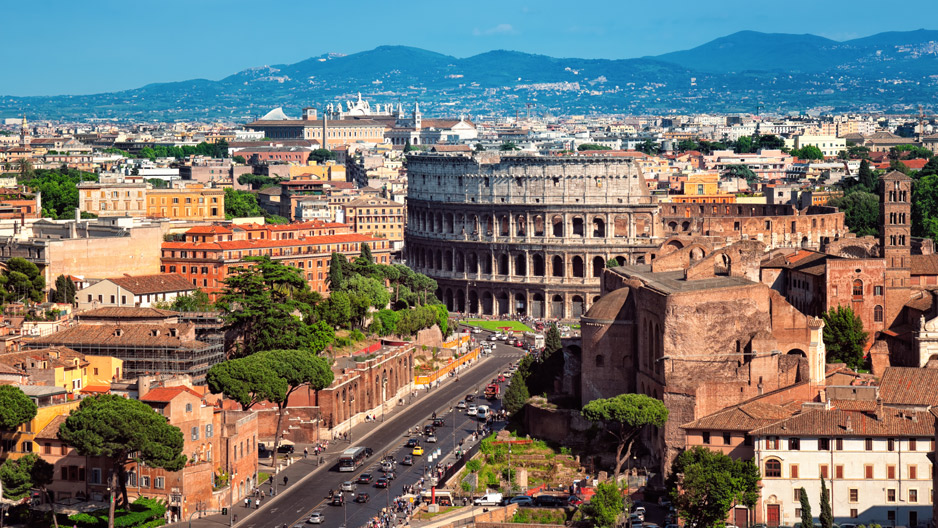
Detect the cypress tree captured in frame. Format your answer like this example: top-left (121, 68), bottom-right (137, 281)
top-left (799, 488), bottom-right (814, 528)
top-left (819, 479), bottom-right (833, 528)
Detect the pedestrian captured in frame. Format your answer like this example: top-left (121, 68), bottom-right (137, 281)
top-left (256, 498), bottom-right (261, 509)
top-left (283, 475), bottom-right (289, 486)
top-left (233, 514), bottom-right (238, 522)
top-left (245, 497), bottom-right (250, 508)
top-left (304, 447), bottom-right (308, 458)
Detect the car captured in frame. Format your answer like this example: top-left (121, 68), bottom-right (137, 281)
top-left (307, 512), bottom-right (324, 524)
top-left (424, 424), bottom-right (435, 435)
top-left (628, 514), bottom-right (642, 526)
top-left (412, 446), bottom-right (425, 456)
top-left (401, 455), bottom-right (414, 465)
top-left (643, 524), bottom-right (660, 528)
top-left (277, 444), bottom-right (295, 454)
top-left (330, 495), bottom-right (344, 506)
top-left (497, 375), bottom-right (505, 382)
top-left (503, 371), bottom-right (513, 379)
top-left (566, 495), bottom-right (583, 506)
top-left (406, 438), bottom-right (420, 448)
top-left (385, 470), bottom-right (396, 480)
top-left (664, 524), bottom-right (680, 528)
top-left (633, 506), bottom-right (646, 517)
top-left (375, 477), bottom-right (389, 488)
top-left (363, 447), bottom-right (374, 457)
top-left (508, 496), bottom-right (535, 506)
top-left (534, 495), bottom-right (566, 507)
top-left (514, 341), bottom-right (524, 348)
top-left (456, 400), bottom-right (467, 409)
top-left (489, 334), bottom-right (499, 341)
top-left (340, 481), bottom-right (356, 492)
top-left (474, 492), bottom-right (503, 506)
top-left (356, 473), bottom-right (372, 484)
top-left (471, 327), bottom-right (482, 334)
top-left (355, 492), bottom-right (370, 503)
top-left (498, 334), bottom-right (508, 341)
top-left (465, 394), bottom-right (475, 402)
top-left (426, 434), bottom-right (438, 443)
top-left (433, 418), bottom-right (445, 427)
top-left (466, 405), bottom-right (478, 416)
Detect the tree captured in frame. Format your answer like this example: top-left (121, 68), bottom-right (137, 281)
top-left (49, 274), bottom-right (76, 304)
top-left (858, 159), bottom-right (876, 192)
top-left (578, 144), bottom-right (612, 151)
top-left (582, 393), bottom-right (668, 481)
top-left (734, 136), bottom-right (754, 154)
top-left (756, 134), bottom-right (786, 151)
top-left (0, 383), bottom-right (37, 434)
top-left (0, 454), bottom-right (58, 528)
top-left (474, 143), bottom-right (485, 152)
top-left (310, 149), bottom-right (336, 164)
top-left (146, 178), bottom-right (169, 189)
top-left (821, 306), bottom-right (868, 370)
top-left (403, 140), bottom-right (416, 153)
top-left (799, 487), bottom-right (814, 528)
top-left (503, 373), bottom-right (531, 414)
top-left (830, 191), bottom-right (878, 237)
top-left (206, 353), bottom-right (287, 410)
top-left (791, 145), bottom-right (824, 160)
top-left (635, 138), bottom-right (659, 155)
top-left (580, 481), bottom-right (624, 528)
top-left (544, 324), bottom-right (562, 357)
top-left (223, 188), bottom-right (265, 219)
top-left (1, 257), bottom-right (45, 302)
top-left (499, 141), bottom-right (520, 151)
top-left (232, 155), bottom-right (247, 164)
top-left (819, 478), bottom-right (833, 528)
top-left (58, 394), bottom-right (186, 528)
top-left (360, 242), bottom-right (373, 266)
top-left (237, 174), bottom-right (280, 190)
top-left (724, 164), bottom-right (759, 186)
top-left (912, 173), bottom-right (938, 243)
top-left (166, 288), bottom-right (213, 312)
top-left (667, 447), bottom-right (760, 528)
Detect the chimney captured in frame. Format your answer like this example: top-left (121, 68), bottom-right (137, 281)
top-left (845, 414), bottom-right (853, 432)
top-left (875, 397), bottom-right (884, 421)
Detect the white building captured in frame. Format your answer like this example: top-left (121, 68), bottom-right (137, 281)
top-left (77, 273), bottom-right (196, 311)
top-left (786, 135), bottom-right (847, 158)
top-left (752, 404), bottom-right (934, 528)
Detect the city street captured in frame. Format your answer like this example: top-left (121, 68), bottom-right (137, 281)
top-left (184, 328), bottom-right (523, 528)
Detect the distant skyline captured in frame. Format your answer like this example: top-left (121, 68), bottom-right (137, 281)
top-left (1, 0), bottom-right (935, 96)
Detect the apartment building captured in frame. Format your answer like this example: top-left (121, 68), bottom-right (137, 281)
top-left (76, 273), bottom-right (196, 311)
top-left (79, 181), bottom-right (148, 217)
top-left (146, 183), bottom-right (225, 221)
top-left (341, 196), bottom-right (405, 250)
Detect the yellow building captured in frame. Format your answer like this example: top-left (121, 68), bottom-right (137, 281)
top-left (0, 347), bottom-right (123, 394)
top-left (673, 172), bottom-right (736, 204)
top-left (0, 385), bottom-right (79, 460)
top-left (342, 196), bottom-right (405, 249)
top-left (290, 162), bottom-right (347, 182)
top-left (146, 183), bottom-right (225, 221)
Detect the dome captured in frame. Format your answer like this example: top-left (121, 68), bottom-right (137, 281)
top-left (582, 287), bottom-right (634, 323)
top-left (260, 107), bottom-right (293, 121)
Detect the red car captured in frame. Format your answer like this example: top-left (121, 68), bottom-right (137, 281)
top-left (498, 375), bottom-right (505, 382)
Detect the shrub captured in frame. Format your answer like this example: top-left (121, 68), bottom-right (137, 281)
top-left (466, 459), bottom-right (482, 473)
top-left (350, 329), bottom-right (365, 341)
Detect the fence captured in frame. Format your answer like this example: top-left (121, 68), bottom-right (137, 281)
top-left (414, 347), bottom-right (480, 386)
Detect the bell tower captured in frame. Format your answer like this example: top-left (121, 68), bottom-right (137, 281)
top-left (19, 115), bottom-right (30, 147)
top-left (879, 170), bottom-right (911, 329)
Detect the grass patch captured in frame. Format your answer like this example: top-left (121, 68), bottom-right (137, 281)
top-left (258, 472), bottom-right (270, 485)
top-left (511, 508), bottom-right (567, 524)
top-left (465, 320), bottom-right (532, 333)
top-left (413, 506), bottom-right (458, 520)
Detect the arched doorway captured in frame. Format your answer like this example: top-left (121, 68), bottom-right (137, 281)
top-left (531, 293), bottom-right (544, 318)
top-left (514, 293), bottom-right (526, 315)
top-left (550, 295), bottom-right (564, 319)
top-left (593, 256), bottom-right (605, 277)
top-left (571, 295), bottom-right (585, 319)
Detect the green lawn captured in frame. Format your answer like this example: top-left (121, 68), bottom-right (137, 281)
top-left (465, 320), bottom-right (533, 333)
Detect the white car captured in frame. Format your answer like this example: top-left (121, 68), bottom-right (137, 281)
top-left (456, 400), bottom-right (467, 409)
top-left (489, 334), bottom-right (499, 341)
top-left (471, 327), bottom-right (482, 334)
top-left (498, 334), bottom-right (508, 341)
top-left (307, 512), bottom-right (324, 524)
top-left (466, 405), bottom-right (478, 416)
top-left (340, 481), bottom-right (356, 492)
top-left (426, 434), bottom-right (438, 443)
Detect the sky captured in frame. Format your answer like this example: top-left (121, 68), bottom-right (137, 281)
top-left (2, 0), bottom-right (936, 96)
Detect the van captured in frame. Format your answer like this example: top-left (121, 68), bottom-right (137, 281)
top-left (476, 405), bottom-right (490, 421)
top-left (474, 492), bottom-right (503, 506)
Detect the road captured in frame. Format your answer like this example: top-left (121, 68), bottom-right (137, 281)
top-left (191, 328), bottom-right (524, 528)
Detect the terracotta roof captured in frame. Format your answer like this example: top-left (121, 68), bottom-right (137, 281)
top-left (682, 400), bottom-right (798, 432)
top-left (108, 274), bottom-right (196, 295)
top-left (79, 307), bottom-right (179, 319)
top-left (186, 225), bottom-right (233, 235)
top-left (0, 346), bottom-right (87, 370)
top-left (162, 232), bottom-right (379, 252)
top-left (910, 254), bottom-right (938, 276)
top-left (750, 408), bottom-right (936, 437)
top-left (80, 384), bottom-right (111, 394)
top-left (35, 415), bottom-right (68, 440)
top-left (140, 385), bottom-right (203, 403)
top-left (430, 145), bottom-right (472, 152)
top-left (878, 367), bottom-right (938, 406)
top-left (30, 323), bottom-right (207, 350)
top-left (829, 399), bottom-right (878, 412)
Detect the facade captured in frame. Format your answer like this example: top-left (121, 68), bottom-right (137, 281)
top-left (0, 385), bottom-right (78, 461)
top-left (0, 347), bottom-right (123, 394)
top-left (788, 134), bottom-right (847, 158)
top-left (76, 273), bottom-right (197, 311)
top-left (78, 182), bottom-right (147, 218)
top-left (341, 196), bottom-right (405, 251)
top-left (146, 184), bottom-right (225, 221)
top-left (246, 115), bottom-right (385, 147)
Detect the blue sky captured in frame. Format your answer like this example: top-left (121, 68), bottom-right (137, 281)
top-left (2, 0), bottom-right (935, 96)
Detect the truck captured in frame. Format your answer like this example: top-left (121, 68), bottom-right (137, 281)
top-left (474, 492), bottom-right (503, 506)
top-left (523, 332), bottom-right (545, 350)
top-left (484, 383), bottom-right (500, 400)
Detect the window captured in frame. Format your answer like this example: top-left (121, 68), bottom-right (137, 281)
top-left (206, 424), bottom-right (213, 438)
top-left (887, 511), bottom-right (896, 522)
top-left (875, 285), bottom-right (883, 296)
top-left (789, 437), bottom-right (801, 450)
top-left (765, 459), bottom-right (781, 477)
top-left (722, 432), bottom-right (731, 445)
top-left (850, 509), bottom-right (858, 519)
top-left (865, 438), bottom-right (873, 451)
top-left (795, 508), bottom-right (803, 519)
top-left (888, 438), bottom-right (896, 451)
top-left (865, 465), bottom-right (874, 479)
top-left (910, 438), bottom-right (917, 451)
top-left (702, 432), bottom-right (710, 444)
top-left (835, 465), bottom-right (844, 479)
top-left (853, 279), bottom-right (863, 297)
top-left (191, 426), bottom-right (199, 441)
top-left (887, 465), bottom-right (896, 479)
top-left (185, 403), bottom-right (192, 413)
top-left (849, 488), bottom-right (858, 502)
top-left (767, 436), bottom-right (779, 449)
top-left (887, 489), bottom-right (896, 502)
top-left (141, 475), bottom-right (150, 488)
top-left (875, 305), bottom-right (884, 322)
top-left (819, 438), bottom-right (830, 450)
top-left (793, 489), bottom-right (802, 501)
top-left (790, 464), bottom-right (799, 478)
top-left (909, 465), bottom-right (918, 480)
top-left (154, 477), bottom-right (165, 489)
top-left (90, 468), bottom-right (102, 484)
top-left (820, 464), bottom-right (828, 479)
top-left (110, 295), bottom-right (115, 304)
top-left (835, 438), bottom-right (843, 450)
top-left (909, 489), bottom-right (918, 502)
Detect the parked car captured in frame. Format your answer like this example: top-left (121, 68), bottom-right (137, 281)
top-left (643, 523), bottom-right (660, 528)
top-left (471, 327), bottom-right (482, 334)
top-left (401, 455), bottom-right (414, 465)
top-left (534, 495), bottom-right (566, 507)
top-left (340, 481), bottom-right (356, 492)
top-left (508, 496), bottom-right (534, 506)
top-left (277, 444), bottom-right (295, 454)
top-left (355, 493), bottom-right (370, 503)
top-left (497, 375), bottom-right (505, 382)
top-left (489, 335), bottom-right (499, 341)
top-left (374, 477), bottom-right (389, 488)
top-left (474, 492), bottom-right (503, 506)
top-left (356, 473), bottom-right (372, 484)
top-left (307, 512), bottom-right (324, 524)
top-left (466, 405), bottom-right (478, 416)
top-left (465, 394), bottom-right (475, 402)
top-left (566, 495), bottom-right (583, 506)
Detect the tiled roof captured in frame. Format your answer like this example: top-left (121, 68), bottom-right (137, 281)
top-left (163, 232), bottom-right (378, 252)
top-left (140, 385), bottom-right (203, 403)
top-left (186, 225), bottom-right (233, 235)
top-left (30, 323), bottom-right (207, 350)
top-left (0, 346), bottom-right (86, 370)
top-left (750, 408), bottom-right (935, 437)
top-left (878, 367), bottom-right (938, 406)
top-left (829, 399), bottom-right (878, 412)
top-left (682, 400), bottom-right (798, 432)
top-left (35, 415), bottom-right (68, 440)
top-left (247, 119), bottom-right (384, 128)
top-left (108, 274), bottom-right (196, 295)
top-left (79, 307), bottom-right (179, 319)
top-left (910, 254), bottom-right (938, 276)
top-left (80, 384), bottom-right (111, 394)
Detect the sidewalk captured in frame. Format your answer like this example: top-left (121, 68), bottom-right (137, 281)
top-left (179, 354), bottom-right (495, 527)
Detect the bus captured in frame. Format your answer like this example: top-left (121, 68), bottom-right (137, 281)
top-left (338, 446), bottom-right (368, 472)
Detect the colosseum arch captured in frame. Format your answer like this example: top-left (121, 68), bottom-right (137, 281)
top-left (434, 250), bottom-right (442, 270)
top-left (572, 256), bottom-right (585, 278)
top-left (497, 292), bottom-right (510, 315)
top-left (499, 216), bottom-right (510, 237)
top-left (614, 215), bottom-right (628, 237)
top-left (481, 291), bottom-right (494, 315)
top-left (455, 290), bottom-right (465, 312)
top-left (689, 245), bottom-right (707, 261)
top-left (531, 293), bottom-right (544, 318)
top-left (551, 255), bottom-right (564, 277)
top-left (533, 215), bottom-right (545, 236)
top-left (455, 251), bottom-right (465, 273)
top-left (572, 216), bottom-right (585, 237)
top-left (714, 252), bottom-right (731, 275)
top-left (444, 250), bottom-right (453, 271)
top-left (516, 215), bottom-right (527, 236)
top-left (481, 253), bottom-right (492, 274)
top-left (498, 253), bottom-right (509, 275)
top-left (681, 220), bottom-right (691, 231)
top-left (532, 254), bottom-right (545, 276)
top-left (550, 295), bottom-right (564, 319)
top-left (514, 293), bottom-right (526, 315)
top-left (571, 295), bottom-right (585, 319)
top-left (443, 289), bottom-right (454, 311)
top-left (435, 212), bottom-right (443, 233)
top-left (484, 215), bottom-right (494, 236)
top-left (514, 254), bottom-right (527, 276)
top-left (552, 215), bottom-right (564, 237)
top-left (667, 221), bottom-right (678, 232)
top-left (592, 256), bottom-right (605, 277)
top-left (592, 217), bottom-right (606, 237)
top-left (468, 290), bottom-right (479, 314)
top-left (467, 253), bottom-right (478, 274)
top-left (470, 215), bottom-right (480, 235)
top-left (444, 213), bottom-right (454, 234)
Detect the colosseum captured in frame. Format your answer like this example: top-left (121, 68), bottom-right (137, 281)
top-left (405, 152), bottom-right (847, 319)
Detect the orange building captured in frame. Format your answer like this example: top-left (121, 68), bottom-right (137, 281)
top-left (160, 223), bottom-right (392, 299)
top-left (146, 184), bottom-right (225, 221)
